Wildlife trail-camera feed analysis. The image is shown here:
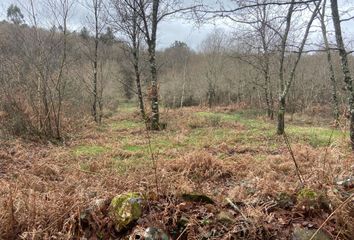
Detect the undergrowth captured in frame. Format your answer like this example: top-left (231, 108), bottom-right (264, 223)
top-left (0, 105), bottom-right (352, 239)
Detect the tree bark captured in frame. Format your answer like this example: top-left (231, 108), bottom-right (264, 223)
top-left (330, 0), bottom-right (354, 149)
top-left (148, 0), bottom-right (160, 130)
top-left (277, 0), bottom-right (321, 134)
top-left (92, 0), bottom-right (99, 123)
top-left (320, 0), bottom-right (339, 124)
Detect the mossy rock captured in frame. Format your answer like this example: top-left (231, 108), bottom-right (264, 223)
top-left (298, 188), bottom-right (318, 201)
top-left (297, 188), bottom-right (330, 213)
top-left (144, 227), bottom-right (170, 240)
top-left (292, 227), bottom-right (331, 240)
top-left (276, 192), bottom-right (295, 209)
top-left (109, 192), bottom-right (143, 232)
top-left (181, 193), bottom-right (215, 204)
top-left (130, 227), bottom-right (170, 240)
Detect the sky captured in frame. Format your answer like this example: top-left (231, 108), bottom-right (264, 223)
top-left (0, 0), bottom-right (353, 50)
top-left (0, 0), bottom-right (231, 50)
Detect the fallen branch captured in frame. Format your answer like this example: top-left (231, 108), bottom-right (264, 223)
top-left (226, 197), bottom-right (248, 222)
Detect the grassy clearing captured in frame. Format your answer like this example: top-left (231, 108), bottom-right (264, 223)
top-left (109, 120), bottom-right (143, 130)
top-left (197, 110), bottom-right (346, 148)
top-left (2, 105), bottom-right (352, 239)
top-left (73, 145), bottom-right (109, 156)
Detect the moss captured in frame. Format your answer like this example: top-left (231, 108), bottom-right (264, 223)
top-left (73, 145), bottom-right (108, 156)
top-left (109, 192), bottom-right (143, 232)
top-left (297, 188), bottom-right (318, 201)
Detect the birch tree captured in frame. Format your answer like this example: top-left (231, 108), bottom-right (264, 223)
top-left (330, 0), bottom-right (354, 149)
top-left (108, 0), bottom-right (146, 120)
top-left (319, 0), bottom-right (339, 124)
top-left (82, 0), bottom-right (106, 123)
top-left (134, 0), bottom-right (196, 130)
top-left (277, 0), bottom-right (322, 134)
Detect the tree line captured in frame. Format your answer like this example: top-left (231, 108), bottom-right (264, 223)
top-left (1, 0), bottom-right (354, 148)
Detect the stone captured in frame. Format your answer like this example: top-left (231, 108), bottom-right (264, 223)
top-left (129, 227), bottom-right (170, 240)
top-left (181, 193), bottom-right (215, 204)
top-left (109, 192), bottom-right (143, 232)
top-left (292, 227), bottom-right (331, 240)
top-left (144, 227), bottom-right (170, 240)
top-left (276, 192), bottom-right (295, 209)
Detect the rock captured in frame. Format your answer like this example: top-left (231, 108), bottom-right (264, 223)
top-left (130, 227), bottom-right (170, 240)
top-left (292, 227), bottom-right (331, 240)
top-left (336, 177), bottom-right (354, 189)
top-left (181, 193), bottom-right (214, 204)
top-left (297, 188), bottom-right (330, 213)
top-left (144, 227), bottom-right (170, 240)
top-left (109, 192), bottom-right (143, 232)
top-left (80, 198), bottom-right (108, 222)
top-left (276, 192), bottom-right (295, 209)
top-left (217, 211), bottom-right (234, 224)
top-left (177, 215), bottom-right (189, 228)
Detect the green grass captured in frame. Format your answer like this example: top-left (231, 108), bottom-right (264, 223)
top-left (123, 145), bottom-right (144, 152)
top-left (117, 102), bottom-right (139, 113)
top-left (110, 120), bottom-right (143, 130)
top-left (73, 145), bottom-right (109, 156)
top-left (287, 125), bottom-right (345, 147)
top-left (196, 110), bottom-right (345, 148)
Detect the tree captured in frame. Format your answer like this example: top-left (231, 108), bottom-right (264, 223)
top-left (319, 0), bottom-right (339, 124)
top-left (134, 0), bottom-right (196, 130)
top-left (108, 0), bottom-right (147, 120)
top-left (229, 0), bottom-right (281, 119)
top-left (82, 0), bottom-right (106, 124)
top-left (1, 0), bottom-right (74, 139)
top-left (330, 0), bottom-right (354, 150)
top-left (7, 4), bottom-right (24, 25)
top-left (276, 0), bottom-right (322, 134)
top-left (201, 29), bottom-right (228, 108)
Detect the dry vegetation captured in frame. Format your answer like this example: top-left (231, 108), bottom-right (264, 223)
top-left (0, 104), bottom-right (353, 239)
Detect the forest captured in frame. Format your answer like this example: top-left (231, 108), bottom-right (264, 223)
top-left (0, 0), bottom-right (353, 239)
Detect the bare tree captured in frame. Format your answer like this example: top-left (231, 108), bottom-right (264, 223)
top-left (201, 29), bottom-right (228, 108)
top-left (230, 0), bottom-right (281, 119)
top-left (133, 0), bottom-right (196, 130)
top-left (81, 0), bottom-right (106, 123)
top-left (277, 0), bottom-right (322, 134)
top-left (330, 0), bottom-right (354, 149)
top-left (319, 0), bottom-right (339, 124)
top-left (108, 0), bottom-right (146, 120)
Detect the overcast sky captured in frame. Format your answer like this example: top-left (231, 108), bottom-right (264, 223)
top-left (0, 0), bottom-right (232, 50)
top-left (0, 0), bottom-right (353, 50)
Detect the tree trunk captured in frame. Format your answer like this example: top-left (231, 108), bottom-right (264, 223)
top-left (330, 0), bottom-right (354, 149)
top-left (277, 0), bottom-right (320, 134)
top-left (134, 64), bottom-right (145, 120)
top-left (92, 2), bottom-right (99, 123)
top-left (321, 0), bottom-right (339, 124)
top-left (277, 97), bottom-right (285, 134)
top-left (148, 0), bottom-right (160, 130)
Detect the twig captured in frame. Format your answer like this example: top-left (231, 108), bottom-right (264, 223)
top-left (321, 127), bottom-right (335, 180)
top-left (176, 223), bottom-right (189, 240)
top-left (309, 194), bottom-right (353, 240)
top-left (226, 198), bottom-right (248, 222)
top-left (143, 118), bottom-right (159, 196)
top-left (283, 131), bottom-right (305, 185)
